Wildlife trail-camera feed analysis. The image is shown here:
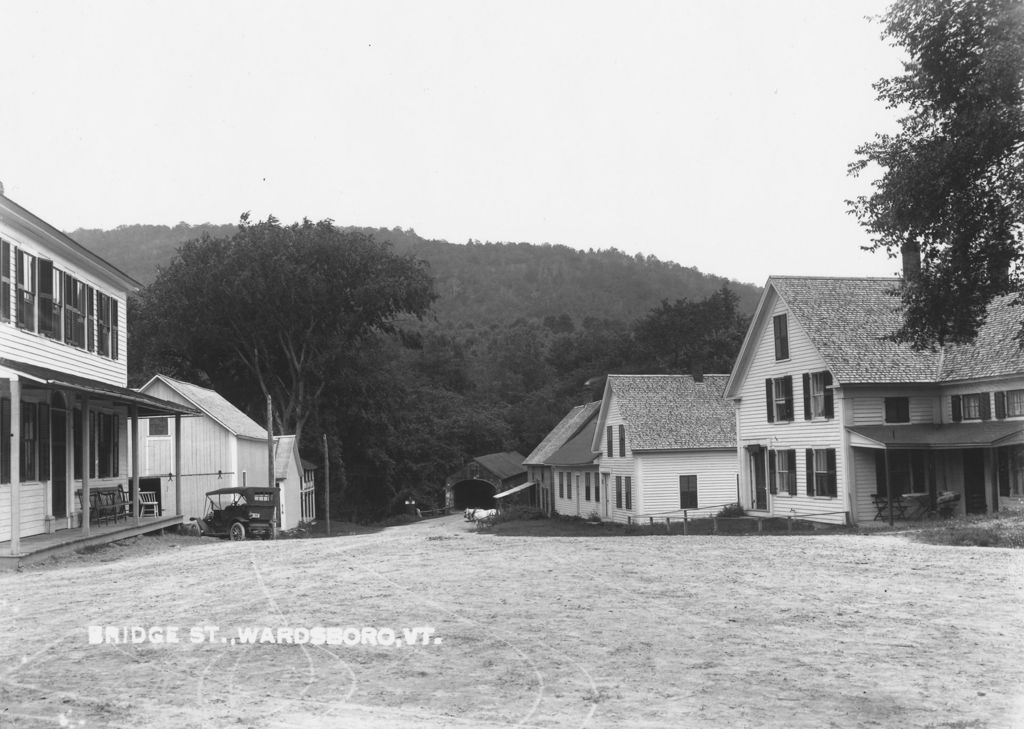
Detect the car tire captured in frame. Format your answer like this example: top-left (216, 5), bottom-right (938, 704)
top-left (266, 524), bottom-right (277, 541)
top-left (229, 522), bottom-right (246, 541)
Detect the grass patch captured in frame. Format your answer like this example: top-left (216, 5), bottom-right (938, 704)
top-left (488, 513), bottom-right (852, 537)
top-left (909, 511), bottom-right (1024, 549)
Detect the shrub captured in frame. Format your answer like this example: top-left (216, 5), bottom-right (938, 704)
top-left (716, 503), bottom-right (746, 518)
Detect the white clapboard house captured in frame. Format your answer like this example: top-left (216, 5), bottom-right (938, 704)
top-left (0, 190), bottom-right (192, 560)
top-left (725, 276), bottom-right (1024, 525)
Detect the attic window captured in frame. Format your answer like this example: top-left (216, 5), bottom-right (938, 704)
top-left (773, 314), bottom-right (789, 360)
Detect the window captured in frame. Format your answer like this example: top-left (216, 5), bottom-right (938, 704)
top-left (766, 376), bottom-right (794, 422)
top-left (615, 476), bottom-right (622, 508)
top-left (558, 472), bottom-right (564, 499)
top-left (803, 371), bottom-right (833, 420)
top-left (951, 393), bottom-right (990, 422)
top-left (1, 240), bottom-right (10, 322)
top-left (996, 390), bottom-right (1024, 418)
top-left (15, 249), bottom-right (36, 331)
top-left (149, 417), bottom-right (169, 436)
top-left (96, 292), bottom-right (119, 359)
top-left (566, 472), bottom-right (572, 499)
top-left (584, 472), bottom-right (591, 501)
top-left (37, 259), bottom-right (61, 340)
top-left (773, 314), bottom-right (789, 360)
top-left (997, 445), bottom-right (1024, 497)
top-left (594, 476), bottom-right (600, 502)
top-left (679, 475), bottom-right (698, 509)
top-left (769, 449), bottom-right (796, 496)
top-left (884, 397), bottom-right (910, 423)
top-left (806, 448), bottom-right (837, 497)
top-left (64, 276), bottom-right (88, 348)
top-left (606, 425), bottom-right (613, 457)
top-left (618, 425), bottom-right (626, 457)
top-left (91, 412), bottom-right (119, 479)
top-left (624, 476), bottom-right (632, 510)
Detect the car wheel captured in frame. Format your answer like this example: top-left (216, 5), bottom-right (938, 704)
top-left (265, 524), bottom-right (277, 541)
top-left (229, 522), bottom-right (246, 541)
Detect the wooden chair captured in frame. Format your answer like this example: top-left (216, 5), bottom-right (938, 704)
top-left (139, 491), bottom-right (161, 517)
top-left (871, 493), bottom-right (888, 521)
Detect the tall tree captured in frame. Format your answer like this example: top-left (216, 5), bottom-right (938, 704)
top-left (849, 0), bottom-right (1024, 347)
top-left (131, 216), bottom-right (435, 444)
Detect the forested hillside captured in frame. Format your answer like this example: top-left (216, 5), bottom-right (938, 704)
top-left (74, 221), bottom-right (761, 521)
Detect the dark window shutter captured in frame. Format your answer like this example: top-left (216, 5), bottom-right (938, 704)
top-left (995, 391), bottom-right (1007, 420)
top-left (951, 395), bottom-right (962, 422)
top-left (765, 379), bottom-right (775, 422)
top-left (768, 450), bottom-right (777, 495)
top-left (874, 450), bottom-right (888, 497)
top-left (826, 449), bottom-right (837, 497)
top-left (802, 373), bottom-right (811, 420)
top-left (0, 398), bottom-right (9, 484)
top-left (783, 376), bottom-right (794, 421)
top-left (787, 450), bottom-right (797, 495)
top-left (823, 372), bottom-right (834, 419)
top-left (606, 426), bottom-right (613, 457)
top-left (980, 393), bottom-right (991, 421)
top-left (38, 403), bottom-right (50, 481)
top-left (806, 449), bottom-right (815, 496)
top-left (86, 286), bottom-right (95, 351)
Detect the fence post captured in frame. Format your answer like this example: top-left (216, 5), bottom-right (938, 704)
top-left (757, 517), bottom-right (764, 533)
top-left (648, 516), bottom-right (654, 528)
top-left (665, 517), bottom-right (671, 533)
top-left (682, 511), bottom-right (688, 535)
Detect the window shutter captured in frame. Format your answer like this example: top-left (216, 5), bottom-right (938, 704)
top-left (826, 449), bottom-right (837, 497)
top-left (38, 403), bottom-right (50, 481)
top-left (995, 391), bottom-right (1007, 420)
top-left (805, 449), bottom-right (815, 496)
top-left (606, 426), bottom-right (613, 457)
top-left (38, 259), bottom-right (54, 337)
top-left (787, 450), bottom-right (797, 495)
top-left (823, 372), bottom-right (834, 419)
top-left (980, 393), bottom-right (991, 421)
top-left (86, 286), bottom-right (95, 351)
top-left (0, 398), bottom-right (9, 484)
top-left (802, 373), bottom-right (811, 420)
top-left (765, 379), bottom-right (775, 422)
top-left (951, 395), bottom-right (963, 422)
top-left (768, 450), bottom-right (777, 495)
top-left (783, 376), bottom-right (794, 421)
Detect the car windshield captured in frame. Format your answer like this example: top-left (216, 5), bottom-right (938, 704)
top-left (207, 492), bottom-right (248, 510)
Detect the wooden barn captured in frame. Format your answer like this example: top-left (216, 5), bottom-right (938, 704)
top-left (445, 451), bottom-right (529, 510)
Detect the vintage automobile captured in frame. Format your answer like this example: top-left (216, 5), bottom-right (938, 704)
top-left (189, 487), bottom-right (279, 541)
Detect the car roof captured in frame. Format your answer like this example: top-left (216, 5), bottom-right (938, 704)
top-left (205, 487), bottom-right (278, 496)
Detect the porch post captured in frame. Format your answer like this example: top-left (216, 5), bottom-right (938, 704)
top-left (81, 395), bottom-right (91, 537)
top-left (9, 377), bottom-right (21, 555)
top-left (174, 413), bottom-right (182, 516)
top-left (884, 447), bottom-right (894, 527)
top-left (131, 404), bottom-right (140, 525)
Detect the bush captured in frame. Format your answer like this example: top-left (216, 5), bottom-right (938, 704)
top-left (910, 512), bottom-right (1024, 549)
top-left (493, 505), bottom-right (547, 524)
top-left (716, 503), bottom-right (746, 518)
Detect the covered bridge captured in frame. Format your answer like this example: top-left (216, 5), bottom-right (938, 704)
top-left (445, 451), bottom-right (528, 510)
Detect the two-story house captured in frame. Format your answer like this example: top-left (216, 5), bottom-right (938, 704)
top-left (590, 374), bottom-right (737, 523)
top-left (0, 190), bottom-right (191, 558)
top-left (725, 276), bottom-right (1024, 526)
top-left (523, 401), bottom-right (601, 517)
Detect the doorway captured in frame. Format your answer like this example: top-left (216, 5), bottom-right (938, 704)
top-left (962, 449), bottom-right (987, 515)
top-left (751, 447), bottom-right (767, 510)
top-left (51, 407), bottom-right (67, 519)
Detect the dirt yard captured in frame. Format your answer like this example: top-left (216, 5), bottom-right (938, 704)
top-left (2, 515), bottom-right (1022, 728)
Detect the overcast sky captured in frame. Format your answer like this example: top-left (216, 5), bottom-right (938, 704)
top-left (1, 1), bottom-right (905, 285)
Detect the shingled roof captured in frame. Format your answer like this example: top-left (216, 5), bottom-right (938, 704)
top-left (606, 374), bottom-right (735, 451)
top-left (768, 277), bottom-right (1024, 384)
top-left (524, 401), bottom-right (601, 465)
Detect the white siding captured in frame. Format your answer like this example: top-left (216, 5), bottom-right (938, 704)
top-left (601, 394), bottom-right (638, 524)
top-left (636, 450), bottom-right (737, 517)
top-left (734, 294), bottom-right (848, 524)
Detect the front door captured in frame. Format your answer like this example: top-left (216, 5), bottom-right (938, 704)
top-left (51, 408), bottom-right (67, 519)
top-left (752, 448), bottom-right (767, 510)
top-left (963, 449), bottom-right (987, 514)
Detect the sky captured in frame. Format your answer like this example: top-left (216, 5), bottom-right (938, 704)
top-left (0, 1), bottom-right (906, 285)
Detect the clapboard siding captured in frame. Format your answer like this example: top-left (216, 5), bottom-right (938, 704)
top-left (601, 394), bottom-right (638, 523)
top-left (0, 483), bottom-right (48, 541)
top-left (552, 468), bottom-right (601, 518)
top-left (735, 293), bottom-right (848, 523)
top-left (636, 450), bottom-right (737, 516)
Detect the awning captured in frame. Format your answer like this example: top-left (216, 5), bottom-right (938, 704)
top-left (0, 358), bottom-right (197, 417)
top-left (848, 422), bottom-right (1024, 449)
top-left (494, 481), bottom-right (536, 499)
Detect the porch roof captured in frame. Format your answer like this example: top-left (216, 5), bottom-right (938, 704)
top-left (494, 481), bottom-right (536, 499)
top-left (848, 422), bottom-right (1024, 449)
top-left (0, 358), bottom-right (197, 417)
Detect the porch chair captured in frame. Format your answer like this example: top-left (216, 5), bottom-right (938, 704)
top-left (871, 493), bottom-right (888, 521)
top-left (139, 491), bottom-right (161, 517)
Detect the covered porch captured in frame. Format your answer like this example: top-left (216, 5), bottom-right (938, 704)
top-left (1, 358), bottom-right (195, 558)
top-left (848, 422), bottom-right (1024, 524)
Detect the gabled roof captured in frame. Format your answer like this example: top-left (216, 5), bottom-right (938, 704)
top-left (138, 374), bottom-right (269, 440)
top-left (599, 374), bottom-right (735, 451)
top-left (547, 407), bottom-right (601, 467)
top-left (729, 277), bottom-right (1024, 391)
top-left (523, 401), bottom-right (601, 465)
top-left (473, 451), bottom-right (528, 480)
